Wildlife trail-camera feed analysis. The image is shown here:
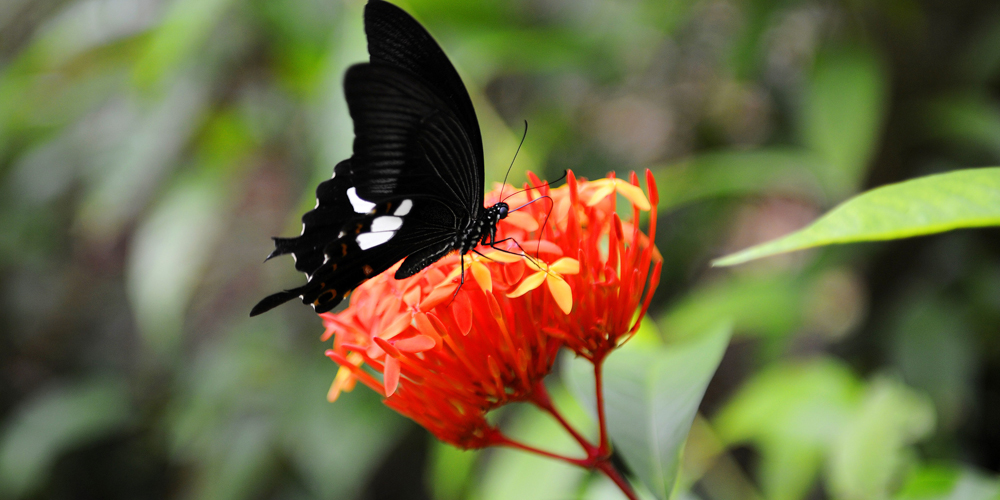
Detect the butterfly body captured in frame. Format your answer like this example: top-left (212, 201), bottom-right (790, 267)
top-left (250, 0), bottom-right (509, 317)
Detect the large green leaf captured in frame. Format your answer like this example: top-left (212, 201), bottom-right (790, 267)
top-left (567, 322), bottom-right (732, 499)
top-left (804, 47), bottom-right (887, 194)
top-left (713, 168), bottom-right (1000, 266)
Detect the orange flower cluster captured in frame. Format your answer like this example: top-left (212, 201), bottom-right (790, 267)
top-left (320, 170), bottom-right (661, 448)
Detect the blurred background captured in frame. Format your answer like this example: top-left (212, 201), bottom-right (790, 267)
top-left (1, 0), bottom-right (999, 498)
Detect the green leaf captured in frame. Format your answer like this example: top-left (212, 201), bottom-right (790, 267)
top-left (126, 173), bottom-right (226, 358)
top-left (804, 47), bottom-right (887, 194)
top-left (429, 442), bottom-right (478, 500)
top-left (827, 377), bottom-right (936, 500)
top-left (895, 465), bottom-right (1000, 500)
top-left (925, 93), bottom-right (1000, 158)
top-left (713, 168), bottom-right (1000, 266)
top-left (133, 0), bottom-right (238, 88)
top-left (586, 322), bottom-right (732, 499)
top-left (474, 387), bottom-right (592, 500)
top-left (714, 359), bottom-right (863, 500)
top-left (888, 294), bottom-right (975, 430)
top-left (652, 149), bottom-right (832, 212)
top-left (657, 272), bottom-right (808, 341)
top-left (0, 378), bottom-right (132, 498)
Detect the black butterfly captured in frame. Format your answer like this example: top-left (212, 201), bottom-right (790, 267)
top-left (250, 0), bottom-right (511, 316)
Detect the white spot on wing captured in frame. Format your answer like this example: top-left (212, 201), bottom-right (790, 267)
top-left (394, 199), bottom-right (413, 216)
top-left (371, 216), bottom-right (403, 232)
top-left (347, 187), bottom-right (375, 213)
top-left (357, 231), bottom-right (395, 249)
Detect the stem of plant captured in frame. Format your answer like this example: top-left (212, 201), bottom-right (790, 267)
top-left (492, 431), bottom-right (639, 500)
top-left (530, 381), bottom-right (600, 458)
top-left (490, 433), bottom-right (591, 468)
top-left (596, 459), bottom-right (640, 500)
top-left (593, 354), bottom-right (611, 456)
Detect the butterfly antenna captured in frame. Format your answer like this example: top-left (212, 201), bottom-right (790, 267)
top-left (499, 120), bottom-right (529, 201)
top-left (501, 170), bottom-right (568, 203)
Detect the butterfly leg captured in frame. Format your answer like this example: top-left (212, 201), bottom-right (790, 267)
top-left (485, 238), bottom-right (548, 271)
top-left (446, 252), bottom-right (468, 306)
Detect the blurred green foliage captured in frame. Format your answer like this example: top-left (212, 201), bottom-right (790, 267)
top-left (2, 0), bottom-right (1000, 499)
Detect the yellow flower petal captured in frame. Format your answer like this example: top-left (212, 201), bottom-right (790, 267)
top-left (524, 257), bottom-right (546, 273)
top-left (549, 257), bottom-right (580, 275)
top-left (506, 271), bottom-right (546, 298)
top-left (328, 366), bottom-right (352, 402)
top-left (481, 249), bottom-right (523, 263)
top-left (470, 260), bottom-right (492, 292)
top-left (504, 211), bottom-right (540, 231)
top-left (585, 183), bottom-right (616, 206)
top-left (545, 276), bottom-right (574, 314)
top-left (327, 352), bottom-right (363, 402)
top-left (615, 181), bottom-right (651, 211)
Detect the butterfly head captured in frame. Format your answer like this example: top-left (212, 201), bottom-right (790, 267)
top-left (496, 202), bottom-right (509, 220)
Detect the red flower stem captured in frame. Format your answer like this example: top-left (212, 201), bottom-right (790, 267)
top-left (491, 433), bottom-right (590, 468)
top-left (594, 355), bottom-right (611, 456)
top-left (490, 424), bottom-right (640, 500)
top-left (529, 381), bottom-right (600, 458)
top-left (595, 458), bottom-right (640, 500)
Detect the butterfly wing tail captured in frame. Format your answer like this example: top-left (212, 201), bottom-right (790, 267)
top-left (250, 288), bottom-right (307, 317)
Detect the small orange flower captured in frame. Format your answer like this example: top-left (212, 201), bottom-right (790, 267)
top-left (506, 257), bottom-right (580, 314)
top-left (485, 169), bottom-right (662, 362)
top-left (550, 170), bottom-right (662, 362)
top-left (319, 254), bottom-right (563, 448)
top-left (319, 169), bottom-right (660, 447)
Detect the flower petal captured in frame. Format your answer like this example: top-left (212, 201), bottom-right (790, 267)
top-left (402, 285), bottom-right (422, 308)
top-left (452, 291), bottom-right (473, 336)
top-left (383, 356), bottom-right (400, 397)
top-left (419, 282), bottom-right (458, 312)
top-left (481, 249), bottom-right (523, 263)
top-left (519, 240), bottom-right (563, 256)
top-left (504, 210), bottom-right (540, 231)
top-left (328, 366), bottom-right (354, 402)
top-left (380, 313), bottom-right (412, 340)
top-left (585, 184), bottom-right (616, 206)
top-left (373, 336), bottom-right (400, 358)
top-left (545, 276), bottom-right (574, 314)
top-left (470, 260), bottom-right (492, 293)
top-left (412, 312), bottom-right (443, 347)
top-left (555, 196), bottom-right (571, 223)
top-left (394, 335), bottom-right (436, 353)
top-left (550, 257), bottom-right (580, 275)
top-left (615, 181), bottom-right (651, 211)
top-left (502, 259), bottom-right (525, 286)
top-left (507, 271), bottom-right (546, 298)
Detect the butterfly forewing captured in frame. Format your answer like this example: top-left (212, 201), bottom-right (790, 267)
top-left (345, 63), bottom-right (479, 222)
top-left (250, 0), bottom-right (494, 317)
top-left (364, 1), bottom-right (484, 178)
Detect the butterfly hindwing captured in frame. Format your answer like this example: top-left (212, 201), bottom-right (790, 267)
top-left (267, 159), bottom-right (356, 275)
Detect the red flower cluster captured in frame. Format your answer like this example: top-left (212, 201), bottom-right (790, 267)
top-left (320, 170), bottom-right (661, 449)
